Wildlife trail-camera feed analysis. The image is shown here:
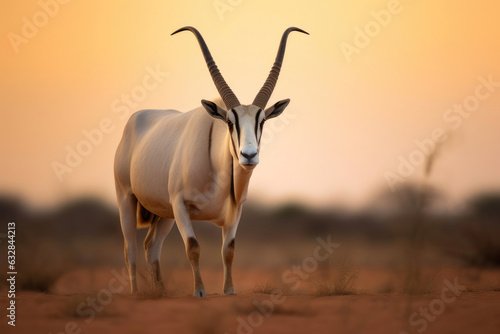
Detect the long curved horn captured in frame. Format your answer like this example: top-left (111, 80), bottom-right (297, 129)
top-left (253, 27), bottom-right (309, 109)
top-left (172, 26), bottom-right (240, 110)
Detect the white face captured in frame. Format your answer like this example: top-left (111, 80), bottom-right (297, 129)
top-left (202, 99), bottom-right (289, 171)
top-left (226, 105), bottom-right (265, 170)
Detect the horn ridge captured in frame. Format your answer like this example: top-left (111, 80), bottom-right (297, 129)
top-left (252, 27), bottom-right (309, 109)
top-left (172, 26), bottom-right (240, 109)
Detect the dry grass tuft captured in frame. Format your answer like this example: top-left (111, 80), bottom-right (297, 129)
top-left (253, 280), bottom-right (278, 295)
top-left (134, 270), bottom-right (181, 299)
top-left (313, 253), bottom-right (359, 296)
top-left (403, 271), bottom-right (436, 295)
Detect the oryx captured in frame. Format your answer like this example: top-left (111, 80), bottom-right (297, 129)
top-left (114, 26), bottom-right (308, 296)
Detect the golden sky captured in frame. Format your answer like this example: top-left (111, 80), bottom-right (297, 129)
top-left (1, 0), bottom-right (499, 209)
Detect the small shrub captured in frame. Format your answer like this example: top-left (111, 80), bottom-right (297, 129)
top-left (313, 254), bottom-right (359, 296)
top-left (253, 280), bottom-right (277, 295)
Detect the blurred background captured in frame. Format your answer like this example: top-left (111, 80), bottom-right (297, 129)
top-left (0, 0), bottom-right (499, 294)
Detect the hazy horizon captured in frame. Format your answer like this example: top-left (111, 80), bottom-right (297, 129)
top-left (1, 1), bottom-right (499, 210)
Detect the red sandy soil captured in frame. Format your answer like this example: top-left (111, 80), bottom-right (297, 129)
top-left (1, 267), bottom-right (499, 334)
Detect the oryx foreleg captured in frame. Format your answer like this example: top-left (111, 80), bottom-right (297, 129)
top-left (222, 209), bottom-right (242, 295)
top-left (173, 198), bottom-right (206, 297)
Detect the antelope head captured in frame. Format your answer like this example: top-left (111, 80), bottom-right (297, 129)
top-left (172, 27), bottom-right (308, 170)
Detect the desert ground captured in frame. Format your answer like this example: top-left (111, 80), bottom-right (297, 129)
top-left (1, 193), bottom-right (499, 334)
top-left (1, 266), bottom-right (499, 334)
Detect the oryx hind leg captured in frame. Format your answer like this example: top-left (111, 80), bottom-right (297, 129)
top-left (144, 217), bottom-right (175, 291)
top-left (117, 194), bottom-right (139, 293)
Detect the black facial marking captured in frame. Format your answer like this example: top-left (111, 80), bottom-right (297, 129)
top-left (227, 115), bottom-right (237, 155)
top-left (254, 109), bottom-right (262, 141)
top-left (232, 109), bottom-right (241, 146)
top-left (228, 123), bottom-right (237, 157)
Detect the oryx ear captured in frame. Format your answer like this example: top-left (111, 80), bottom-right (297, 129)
top-left (202, 99), bottom-right (227, 120)
top-left (264, 99), bottom-right (290, 119)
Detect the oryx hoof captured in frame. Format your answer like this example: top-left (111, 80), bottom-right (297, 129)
top-left (193, 287), bottom-right (206, 298)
